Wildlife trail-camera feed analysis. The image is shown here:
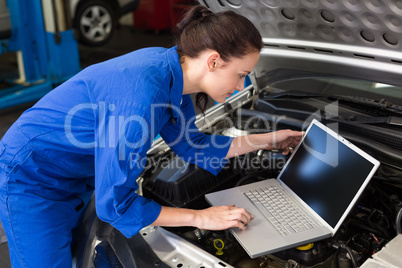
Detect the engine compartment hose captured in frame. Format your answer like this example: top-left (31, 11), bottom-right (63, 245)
top-left (397, 207), bottom-right (402, 235)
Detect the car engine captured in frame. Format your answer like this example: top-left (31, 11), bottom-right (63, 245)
top-left (139, 86), bottom-right (402, 268)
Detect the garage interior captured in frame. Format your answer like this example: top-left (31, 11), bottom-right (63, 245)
top-left (2, 1), bottom-right (401, 267)
top-left (0, 0), bottom-right (198, 266)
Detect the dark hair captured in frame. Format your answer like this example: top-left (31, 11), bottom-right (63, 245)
top-left (175, 5), bottom-right (263, 113)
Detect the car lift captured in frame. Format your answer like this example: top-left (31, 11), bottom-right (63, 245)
top-left (0, 0), bottom-right (80, 110)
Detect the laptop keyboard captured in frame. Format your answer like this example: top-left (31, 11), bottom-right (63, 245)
top-left (244, 186), bottom-right (318, 236)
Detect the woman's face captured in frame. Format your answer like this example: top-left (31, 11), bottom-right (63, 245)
top-left (203, 51), bottom-right (260, 103)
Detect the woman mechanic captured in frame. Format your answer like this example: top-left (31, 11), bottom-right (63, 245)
top-left (0, 6), bottom-right (303, 267)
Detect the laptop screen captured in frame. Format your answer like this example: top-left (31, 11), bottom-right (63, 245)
top-left (279, 123), bottom-right (376, 228)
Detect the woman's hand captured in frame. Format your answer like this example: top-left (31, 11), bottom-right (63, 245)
top-left (259, 129), bottom-right (304, 155)
top-left (194, 205), bottom-right (253, 231)
top-left (151, 205), bottom-right (253, 231)
top-left (226, 129), bottom-right (304, 158)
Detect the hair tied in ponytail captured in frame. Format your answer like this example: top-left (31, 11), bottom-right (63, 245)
top-left (176, 5), bottom-right (263, 114)
top-left (176, 6), bottom-right (213, 34)
top-left (200, 7), bottom-right (213, 18)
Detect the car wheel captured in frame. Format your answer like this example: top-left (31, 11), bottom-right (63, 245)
top-left (75, 0), bottom-right (115, 46)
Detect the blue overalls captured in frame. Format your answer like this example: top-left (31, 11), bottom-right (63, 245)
top-left (0, 46), bottom-right (233, 267)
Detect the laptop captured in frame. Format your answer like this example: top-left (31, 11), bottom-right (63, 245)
top-left (205, 119), bottom-right (380, 258)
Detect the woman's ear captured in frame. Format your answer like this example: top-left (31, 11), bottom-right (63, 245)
top-left (207, 52), bottom-right (220, 72)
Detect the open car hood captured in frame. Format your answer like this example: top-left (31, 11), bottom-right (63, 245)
top-left (200, 0), bottom-right (402, 88)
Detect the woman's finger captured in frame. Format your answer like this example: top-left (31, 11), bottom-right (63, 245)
top-left (226, 206), bottom-right (254, 227)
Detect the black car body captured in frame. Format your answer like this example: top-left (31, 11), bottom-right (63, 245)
top-left (73, 1), bottom-right (402, 267)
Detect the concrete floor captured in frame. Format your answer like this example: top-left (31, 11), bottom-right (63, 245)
top-left (0, 25), bottom-right (175, 267)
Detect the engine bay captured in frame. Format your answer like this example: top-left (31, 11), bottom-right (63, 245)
top-left (139, 85), bottom-right (402, 268)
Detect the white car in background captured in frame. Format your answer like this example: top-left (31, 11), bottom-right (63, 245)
top-left (70, 0), bottom-right (140, 46)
